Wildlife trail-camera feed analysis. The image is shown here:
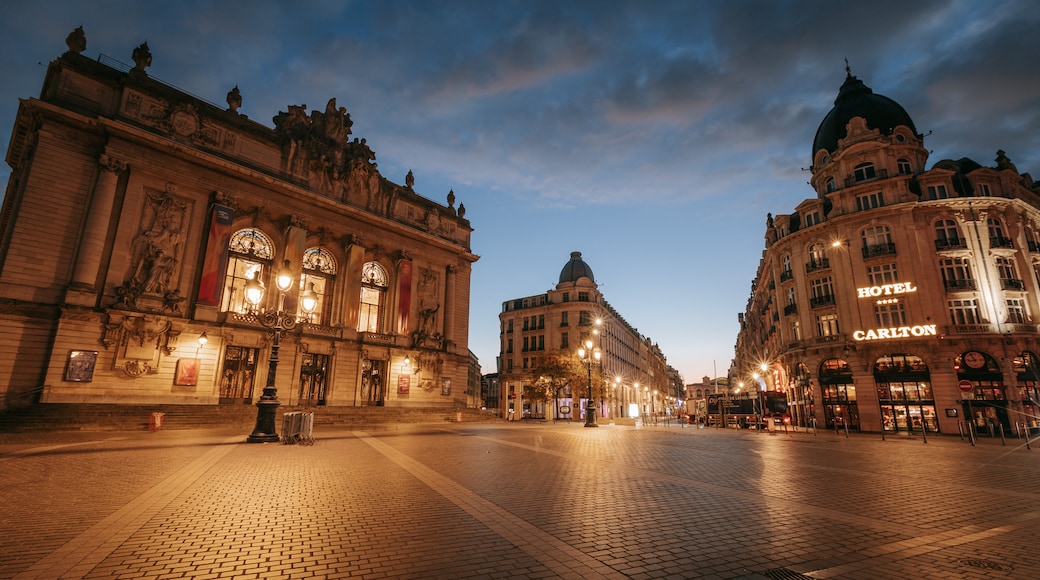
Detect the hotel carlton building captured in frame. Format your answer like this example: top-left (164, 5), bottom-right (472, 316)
top-left (0, 30), bottom-right (477, 412)
top-left (498, 251), bottom-right (682, 421)
top-left (733, 69), bottom-right (1040, 436)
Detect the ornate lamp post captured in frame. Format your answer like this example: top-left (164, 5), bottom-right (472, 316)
top-left (244, 260), bottom-right (316, 443)
top-left (577, 339), bottom-right (601, 427)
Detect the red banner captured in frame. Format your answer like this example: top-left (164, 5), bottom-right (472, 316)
top-left (196, 204), bottom-right (234, 306)
top-left (396, 260), bottom-right (412, 334)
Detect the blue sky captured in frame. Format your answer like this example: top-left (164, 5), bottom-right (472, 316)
top-left (2, 1), bottom-right (1039, 383)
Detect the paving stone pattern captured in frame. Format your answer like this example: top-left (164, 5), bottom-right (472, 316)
top-left (0, 424), bottom-right (1037, 579)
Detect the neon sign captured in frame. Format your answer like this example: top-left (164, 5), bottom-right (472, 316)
top-left (853, 325), bottom-right (937, 341)
top-left (857, 282), bottom-right (917, 298)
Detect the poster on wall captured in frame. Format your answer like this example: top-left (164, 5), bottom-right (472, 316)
top-left (398, 374), bottom-right (410, 394)
top-left (65, 350), bottom-right (98, 382)
top-left (175, 358), bottom-right (200, 386)
top-left (441, 377), bottom-right (451, 396)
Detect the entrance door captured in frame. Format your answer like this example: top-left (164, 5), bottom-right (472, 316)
top-left (362, 359), bottom-right (385, 406)
top-left (299, 353), bottom-right (330, 406)
top-left (963, 400), bottom-right (1010, 437)
top-left (220, 346), bottom-right (258, 404)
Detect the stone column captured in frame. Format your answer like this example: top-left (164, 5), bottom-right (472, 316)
top-left (67, 154), bottom-right (126, 306)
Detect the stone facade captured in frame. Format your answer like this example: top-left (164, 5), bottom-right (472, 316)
top-left (733, 70), bottom-right (1040, 436)
top-left (0, 30), bottom-right (477, 411)
top-left (498, 251), bottom-right (681, 422)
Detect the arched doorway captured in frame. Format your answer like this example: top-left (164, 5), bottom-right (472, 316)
top-left (957, 350), bottom-right (1008, 437)
top-left (874, 354), bottom-right (937, 433)
top-left (820, 358), bottom-right (858, 430)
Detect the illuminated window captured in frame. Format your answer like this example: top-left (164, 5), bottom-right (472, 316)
top-left (300, 247), bottom-right (337, 324)
top-left (359, 262), bottom-right (388, 333)
top-left (221, 228), bottom-right (274, 314)
top-left (790, 320), bottom-right (801, 341)
top-left (816, 313), bottom-right (840, 337)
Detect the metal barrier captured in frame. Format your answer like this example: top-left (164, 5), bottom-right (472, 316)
top-left (280, 411), bottom-right (314, 445)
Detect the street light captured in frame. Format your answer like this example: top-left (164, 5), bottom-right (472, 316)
top-left (577, 339), bottom-right (601, 427)
top-left (244, 259), bottom-right (316, 443)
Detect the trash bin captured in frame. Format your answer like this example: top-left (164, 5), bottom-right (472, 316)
top-left (149, 412), bottom-right (165, 431)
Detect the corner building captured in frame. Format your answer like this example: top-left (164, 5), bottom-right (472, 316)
top-left (733, 69), bottom-right (1040, 436)
top-left (499, 252), bottom-right (679, 421)
top-left (0, 31), bottom-right (477, 411)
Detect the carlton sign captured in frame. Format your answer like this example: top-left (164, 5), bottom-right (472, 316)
top-left (852, 325), bottom-right (937, 341)
top-left (852, 281), bottom-right (936, 341)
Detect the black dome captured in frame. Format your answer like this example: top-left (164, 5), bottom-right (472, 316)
top-left (559, 251), bottom-right (595, 284)
top-left (812, 73), bottom-right (917, 161)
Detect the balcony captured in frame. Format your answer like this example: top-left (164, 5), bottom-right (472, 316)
top-left (780, 269), bottom-right (794, 282)
top-left (990, 236), bottom-right (1014, 249)
top-left (1001, 278), bottom-right (1026, 291)
top-left (805, 258), bottom-right (830, 273)
top-left (810, 294), bottom-right (836, 308)
top-left (862, 242), bottom-right (896, 259)
top-left (935, 238), bottom-right (967, 251)
top-left (783, 303), bottom-right (798, 316)
top-left (943, 279), bottom-right (977, 292)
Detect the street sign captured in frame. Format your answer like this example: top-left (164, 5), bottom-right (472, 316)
top-left (958, 379), bottom-right (973, 393)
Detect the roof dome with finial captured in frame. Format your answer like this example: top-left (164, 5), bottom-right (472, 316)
top-left (812, 63), bottom-right (918, 162)
top-left (558, 251), bottom-right (595, 284)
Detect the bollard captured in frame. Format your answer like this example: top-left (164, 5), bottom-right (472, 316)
top-left (957, 420), bottom-right (964, 440)
top-left (999, 423), bottom-right (1006, 446)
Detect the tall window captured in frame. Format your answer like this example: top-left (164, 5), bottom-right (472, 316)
top-left (300, 247), bottom-right (337, 324)
top-left (934, 219), bottom-right (962, 249)
top-left (816, 313), bottom-right (840, 337)
top-left (781, 255), bottom-right (792, 275)
top-left (1007, 299), bottom-right (1026, 324)
top-left (976, 183), bottom-right (992, 196)
top-left (940, 257), bottom-right (974, 290)
top-left (807, 243), bottom-right (826, 269)
top-left (810, 277), bottom-right (834, 303)
top-left (790, 320), bottom-right (801, 341)
top-left (786, 286), bottom-right (796, 306)
top-left (996, 256), bottom-right (1018, 280)
top-left (862, 225), bottom-right (894, 257)
top-left (853, 162), bottom-right (876, 182)
top-left (866, 263), bottom-right (899, 286)
top-left (874, 301), bottom-right (907, 327)
top-left (855, 192), bottom-right (884, 211)
top-left (359, 262), bottom-right (388, 333)
top-left (989, 218), bottom-right (1012, 247)
top-left (948, 299), bottom-right (980, 325)
top-left (221, 228), bottom-right (274, 314)
top-left (897, 158), bottom-right (912, 175)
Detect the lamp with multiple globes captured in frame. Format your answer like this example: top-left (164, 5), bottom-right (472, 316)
top-left (577, 339), bottom-right (601, 427)
top-left (244, 259), bottom-right (316, 443)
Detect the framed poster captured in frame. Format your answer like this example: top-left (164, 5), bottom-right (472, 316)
top-left (175, 358), bottom-right (200, 386)
top-left (441, 377), bottom-right (451, 396)
top-left (398, 374), bottom-right (410, 394)
top-left (65, 350), bottom-right (98, 382)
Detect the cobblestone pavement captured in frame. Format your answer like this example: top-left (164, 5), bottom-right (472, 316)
top-left (0, 422), bottom-right (1037, 579)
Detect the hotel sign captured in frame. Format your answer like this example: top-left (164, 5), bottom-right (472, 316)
top-left (852, 281), bottom-right (936, 341)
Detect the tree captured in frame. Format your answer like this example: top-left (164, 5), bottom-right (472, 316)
top-left (524, 349), bottom-right (585, 419)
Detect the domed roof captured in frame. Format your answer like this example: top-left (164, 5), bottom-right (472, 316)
top-left (812, 70), bottom-right (917, 161)
top-left (558, 251), bottom-right (595, 284)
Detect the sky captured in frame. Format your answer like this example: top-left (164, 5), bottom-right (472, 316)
top-left (2, 1), bottom-right (1039, 384)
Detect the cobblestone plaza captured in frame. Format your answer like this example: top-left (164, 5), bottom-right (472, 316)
top-left (1, 423), bottom-right (1036, 579)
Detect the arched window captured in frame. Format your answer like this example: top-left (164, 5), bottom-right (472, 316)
top-left (934, 219), bottom-right (963, 250)
top-left (221, 228), bottom-right (274, 314)
top-left (807, 243), bottom-right (827, 270)
top-left (853, 162), bottom-right (876, 182)
top-left (988, 218), bottom-right (1013, 248)
top-left (300, 247), bottom-right (337, 324)
top-left (359, 261), bottom-right (388, 333)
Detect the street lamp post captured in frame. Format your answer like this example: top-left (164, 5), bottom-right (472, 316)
top-left (577, 339), bottom-right (601, 427)
top-left (245, 260), bottom-right (316, 443)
